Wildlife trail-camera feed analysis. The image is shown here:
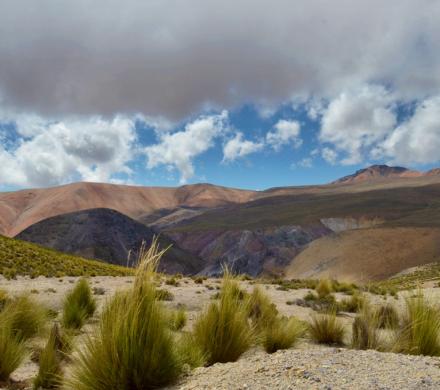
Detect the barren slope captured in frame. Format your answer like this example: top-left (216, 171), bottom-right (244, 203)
top-left (0, 182), bottom-right (255, 236)
top-left (285, 227), bottom-right (440, 282)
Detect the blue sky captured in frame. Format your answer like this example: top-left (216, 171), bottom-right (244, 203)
top-left (1, 1), bottom-right (440, 191)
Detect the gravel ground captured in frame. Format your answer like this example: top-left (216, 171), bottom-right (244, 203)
top-left (167, 346), bottom-right (440, 390)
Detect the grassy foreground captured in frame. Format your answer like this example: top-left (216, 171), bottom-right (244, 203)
top-left (0, 235), bottom-right (132, 278)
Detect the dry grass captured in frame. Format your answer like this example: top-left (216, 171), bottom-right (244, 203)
top-left (192, 271), bottom-right (254, 365)
top-left (62, 279), bottom-right (96, 330)
top-left (309, 312), bottom-right (345, 345)
top-left (262, 316), bottom-right (305, 354)
top-left (65, 239), bottom-right (183, 390)
top-left (0, 325), bottom-right (26, 382)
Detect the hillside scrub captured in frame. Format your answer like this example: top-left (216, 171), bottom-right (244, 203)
top-left (0, 235), bottom-right (132, 278)
top-left (192, 271), bottom-right (254, 365)
top-left (62, 279), bottom-right (96, 330)
top-left (65, 239), bottom-right (183, 390)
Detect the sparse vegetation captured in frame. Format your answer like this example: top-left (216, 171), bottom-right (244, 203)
top-left (316, 279), bottom-right (333, 298)
top-left (351, 305), bottom-right (381, 351)
top-left (33, 324), bottom-right (63, 389)
top-left (66, 240), bottom-right (183, 390)
top-left (393, 295), bottom-right (440, 356)
top-left (192, 272), bottom-right (254, 365)
top-left (338, 292), bottom-right (365, 313)
top-left (62, 279), bottom-right (96, 330)
top-left (309, 312), bottom-right (345, 345)
top-left (0, 295), bottom-right (47, 341)
top-left (169, 308), bottom-right (187, 331)
top-left (375, 304), bottom-right (399, 329)
top-left (0, 325), bottom-right (26, 382)
top-left (156, 288), bottom-right (174, 301)
top-left (0, 235), bottom-right (132, 278)
top-left (262, 316), bottom-right (305, 354)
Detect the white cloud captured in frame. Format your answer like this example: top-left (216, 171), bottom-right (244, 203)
top-left (267, 120), bottom-right (302, 150)
top-left (319, 85), bottom-right (397, 165)
top-left (145, 111), bottom-right (228, 183)
top-left (222, 132), bottom-right (264, 162)
top-left (321, 147), bottom-right (338, 165)
top-left (0, 115), bottom-right (137, 187)
top-left (298, 157), bottom-right (313, 168)
top-left (373, 96), bottom-right (440, 165)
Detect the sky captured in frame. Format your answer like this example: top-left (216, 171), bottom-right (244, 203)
top-left (1, 0), bottom-right (440, 191)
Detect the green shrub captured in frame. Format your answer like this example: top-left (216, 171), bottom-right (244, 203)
top-left (33, 324), bottom-right (63, 389)
top-left (156, 288), bottom-right (174, 301)
top-left (0, 295), bottom-right (47, 341)
top-left (315, 279), bottom-right (333, 298)
top-left (165, 277), bottom-right (179, 287)
top-left (309, 312), bottom-right (345, 345)
top-left (262, 316), bottom-right (305, 353)
top-left (0, 326), bottom-right (26, 381)
top-left (393, 295), bottom-right (440, 356)
top-left (192, 272), bottom-right (254, 365)
top-left (66, 239), bottom-right (183, 390)
top-left (169, 308), bottom-right (187, 331)
top-left (62, 279), bottom-right (96, 330)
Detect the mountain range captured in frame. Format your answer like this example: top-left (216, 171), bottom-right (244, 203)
top-left (2, 164), bottom-right (440, 282)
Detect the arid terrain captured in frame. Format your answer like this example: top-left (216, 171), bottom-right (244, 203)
top-left (1, 273), bottom-right (440, 389)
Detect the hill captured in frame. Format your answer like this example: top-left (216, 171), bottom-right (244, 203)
top-left (284, 227), bottom-right (440, 282)
top-left (0, 234), bottom-right (131, 278)
top-left (17, 208), bottom-right (203, 274)
top-left (0, 182), bottom-right (255, 237)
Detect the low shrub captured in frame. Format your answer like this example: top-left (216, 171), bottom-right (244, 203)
top-left (177, 333), bottom-right (206, 368)
top-left (192, 272), bottom-right (253, 365)
top-left (309, 312), bottom-right (345, 345)
top-left (351, 305), bottom-right (381, 350)
top-left (156, 288), bottom-right (174, 301)
top-left (338, 292), bottom-right (365, 313)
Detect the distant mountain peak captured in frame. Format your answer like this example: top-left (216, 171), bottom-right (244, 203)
top-left (333, 164), bottom-right (423, 184)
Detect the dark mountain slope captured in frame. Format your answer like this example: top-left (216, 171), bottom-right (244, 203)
top-left (17, 208), bottom-right (203, 274)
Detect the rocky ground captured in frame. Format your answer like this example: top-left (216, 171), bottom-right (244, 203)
top-left (1, 275), bottom-right (440, 389)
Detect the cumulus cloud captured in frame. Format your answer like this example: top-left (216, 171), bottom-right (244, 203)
top-left (267, 120), bottom-right (301, 150)
top-left (321, 147), bottom-right (338, 165)
top-left (373, 96), bottom-right (440, 165)
top-left (319, 85), bottom-right (397, 165)
top-left (222, 133), bottom-right (264, 162)
top-left (0, 1), bottom-right (439, 120)
top-left (0, 116), bottom-right (136, 187)
top-left (145, 111), bottom-right (228, 183)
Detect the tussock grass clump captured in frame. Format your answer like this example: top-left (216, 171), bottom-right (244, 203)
top-left (177, 333), bottom-right (206, 369)
top-left (309, 312), bottom-right (345, 345)
top-left (193, 271), bottom-right (253, 365)
top-left (247, 287), bottom-right (278, 326)
top-left (169, 308), bottom-right (187, 331)
top-left (156, 288), bottom-right (174, 301)
top-left (66, 239), bottom-right (183, 390)
top-left (62, 279), bottom-right (96, 330)
top-left (0, 295), bottom-right (47, 341)
top-left (33, 324), bottom-right (63, 389)
top-left (393, 295), bottom-right (440, 356)
top-left (262, 316), bottom-right (305, 354)
top-left (376, 304), bottom-right (399, 329)
top-left (0, 289), bottom-right (9, 311)
top-left (316, 279), bottom-right (333, 298)
top-left (339, 292), bottom-right (365, 313)
top-left (351, 305), bottom-right (381, 351)
top-left (0, 325), bottom-right (26, 382)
